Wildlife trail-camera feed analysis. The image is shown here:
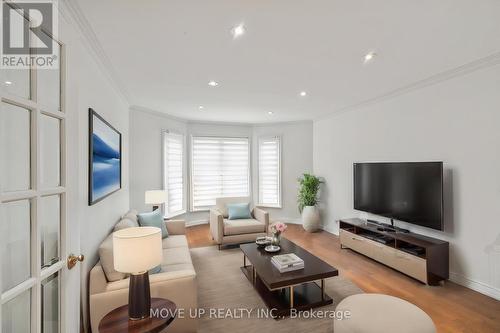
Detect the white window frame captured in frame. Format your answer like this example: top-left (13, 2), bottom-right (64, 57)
top-left (257, 135), bottom-right (282, 208)
top-left (162, 130), bottom-right (187, 218)
top-left (189, 135), bottom-right (251, 212)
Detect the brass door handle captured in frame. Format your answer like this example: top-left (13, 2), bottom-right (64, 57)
top-left (67, 254), bottom-right (84, 269)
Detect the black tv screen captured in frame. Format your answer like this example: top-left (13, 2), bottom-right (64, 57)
top-left (354, 162), bottom-right (443, 230)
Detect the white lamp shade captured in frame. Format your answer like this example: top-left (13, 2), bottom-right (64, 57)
top-left (145, 190), bottom-right (167, 205)
top-left (113, 227), bottom-right (162, 274)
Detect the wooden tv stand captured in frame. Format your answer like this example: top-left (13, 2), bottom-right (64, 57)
top-left (339, 218), bottom-right (449, 285)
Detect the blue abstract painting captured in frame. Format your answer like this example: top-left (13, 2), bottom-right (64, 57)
top-left (89, 109), bottom-right (121, 205)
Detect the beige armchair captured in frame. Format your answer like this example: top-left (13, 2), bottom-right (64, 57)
top-left (210, 197), bottom-right (269, 249)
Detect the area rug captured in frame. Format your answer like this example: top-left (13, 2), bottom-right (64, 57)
top-left (190, 246), bottom-right (363, 333)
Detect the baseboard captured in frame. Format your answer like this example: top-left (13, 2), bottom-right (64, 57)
top-left (186, 219), bottom-right (208, 227)
top-left (276, 217), bottom-right (302, 225)
top-left (321, 224), bottom-right (338, 235)
top-left (449, 272), bottom-right (500, 301)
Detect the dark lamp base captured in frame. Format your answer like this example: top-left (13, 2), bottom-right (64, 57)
top-left (128, 271), bottom-right (151, 320)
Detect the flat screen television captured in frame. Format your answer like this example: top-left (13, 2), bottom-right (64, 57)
top-left (353, 162), bottom-right (443, 231)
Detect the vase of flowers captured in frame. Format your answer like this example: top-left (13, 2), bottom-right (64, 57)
top-left (269, 222), bottom-right (287, 246)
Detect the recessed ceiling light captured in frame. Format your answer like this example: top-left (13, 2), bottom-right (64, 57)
top-left (208, 80), bottom-right (219, 87)
top-left (4, 81), bottom-right (12, 85)
top-left (299, 91), bottom-right (307, 97)
top-left (198, 106), bottom-right (204, 110)
top-left (364, 51), bottom-right (377, 64)
top-left (267, 111), bottom-right (274, 115)
top-left (231, 23), bottom-right (245, 39)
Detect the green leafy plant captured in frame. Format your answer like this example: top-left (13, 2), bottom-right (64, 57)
top-left (297, 173), bottom-right (323, 213)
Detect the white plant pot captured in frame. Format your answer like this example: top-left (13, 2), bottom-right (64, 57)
top-left (302, 206), bottom-right (320, 232)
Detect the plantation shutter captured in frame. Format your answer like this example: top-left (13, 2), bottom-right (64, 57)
top-left (163, 131), bottom-right (185, 216)
top-left (191, 136), bottom-right (250, 210)
top-left (258, 136), bottom-right (281, 207)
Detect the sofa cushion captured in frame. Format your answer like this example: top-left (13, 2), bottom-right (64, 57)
top-left (138, 210), bottom-right (168, 238)
top-left (160, 263), bottom-right (195, 274)
top-left (162, 235), bottom-right (189, 249)
top-left (104, 267), bottom-right (196, 293)
top-left (122, 209), bottom-right (139, 224)
top-left (227, 203), bottom-right (252, 220)
top-left (223, 218), bottom-right (265, 236)
top-left (98, 234), bottom-right (127, 282)
top-left (113, 218), bottom-right (137, 232)
top-left (216, 196), bottom-right (252, 218)
top-left (162, 247), bottom-right (192, 266)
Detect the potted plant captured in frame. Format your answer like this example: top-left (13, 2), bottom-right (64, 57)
top-left (298, 173), bottom-right (323, 232)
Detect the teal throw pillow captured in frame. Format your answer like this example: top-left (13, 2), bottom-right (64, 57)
top-left (227, 203), bottom-right (252, 220)
top-left (137, 209), bottom-right (168, 238)
top-left (149, 265), bottom-right (162, 275)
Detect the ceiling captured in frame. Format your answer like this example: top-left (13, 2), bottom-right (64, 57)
top-left (76, 0), bottom-right (500, 123)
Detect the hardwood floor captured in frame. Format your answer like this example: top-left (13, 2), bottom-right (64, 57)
top-left (186, 223), bottom-right (500, 333)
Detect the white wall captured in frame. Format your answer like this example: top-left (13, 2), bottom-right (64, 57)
top-left (313, 64), bottom-right (500, 300)
top-left (129, 108), bottom-right (313, 223)
top-left (60, 12), bottom-right (130, 331)
top-left (129, 109), bottom-right (187, 216)
top-left (252, 122), bottom-right (313, 222)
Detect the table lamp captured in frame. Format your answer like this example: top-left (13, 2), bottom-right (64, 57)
top-left (145, 190), bottom-right (167, 211)
top-left (113, 227), bottom-right (162, 320)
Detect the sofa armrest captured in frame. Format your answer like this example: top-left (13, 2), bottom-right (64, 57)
top-left (165, 219), bottom-right (186, 235)
top-left (89, 262), bottom-right (108, 295)
top-left (209, 209), bottom-right (224, 243)
top-left (253, 207), bottom-right (269, 232)
top-left (103, 269), bottom-right (196, 293)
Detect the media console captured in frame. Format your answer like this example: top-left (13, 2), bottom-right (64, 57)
top-left (339, 218), bottom-right (449, 285)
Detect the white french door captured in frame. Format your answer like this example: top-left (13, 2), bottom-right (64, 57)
top-left (0, 6), bottom-right (79, 333)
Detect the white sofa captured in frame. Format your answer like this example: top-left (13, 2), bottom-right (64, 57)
top-left (89, 210), bottom-right (197, 333)
top-left (210, 197), bottom-right (269, 249)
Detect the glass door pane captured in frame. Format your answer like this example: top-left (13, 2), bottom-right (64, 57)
top-left (0, 103), bottom-right (31, 192)
top-left (2, 69), bottom-right (30, 100)
top-left (1, 290), bottom-right (31, 333)
top-left (1, 9), bottom-right (30, 99)
top-left (36, 40), bottom-right (61, 111)
top-left (41, 273), bottom-right (59, 333)
top-left (40, 195), bottom-right (60, 268)
top-left (0, 200), bottom-right (31, 292)
top-left (40, 115), bottom-right (61, 188)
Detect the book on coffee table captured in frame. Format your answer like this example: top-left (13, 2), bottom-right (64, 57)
top-left (271, 253), bottom-right (304, 273)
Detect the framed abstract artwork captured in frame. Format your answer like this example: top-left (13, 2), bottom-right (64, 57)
top-left (88, 108), bottom-right (122, 205)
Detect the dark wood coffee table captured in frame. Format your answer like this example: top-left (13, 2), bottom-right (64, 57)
top-left (240, 238), bottom-right (339, 318)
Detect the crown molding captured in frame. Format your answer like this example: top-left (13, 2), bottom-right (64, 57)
top-left (130, 105), bottom-right (191, 125)
top-left (316, 51), bottom-right (500, 121)
top-left (59, 0), bottom-right (132, 104)
top-left (130, 105), bottom-right (313, 127)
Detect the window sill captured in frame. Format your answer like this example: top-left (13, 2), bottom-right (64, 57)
top-left (164, 210), bottom-right (187, 220)
top-left (256, 204), bottom-right (282, 209)
top-left (191, 207), bottom-right (211, 212)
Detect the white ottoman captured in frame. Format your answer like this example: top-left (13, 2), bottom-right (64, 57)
top-left (334, 294), bottom-right (436, 333)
